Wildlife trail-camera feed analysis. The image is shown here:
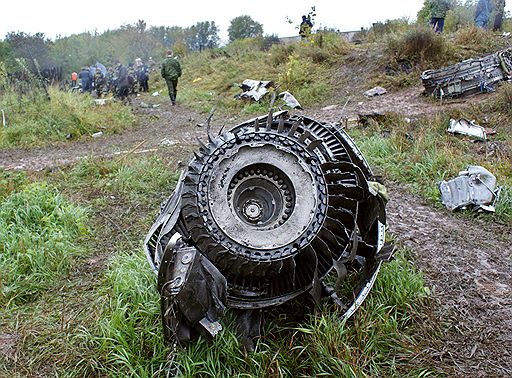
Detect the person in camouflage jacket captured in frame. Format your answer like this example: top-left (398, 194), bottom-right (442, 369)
top-left (161, 50), bottom-right (182, 105)
top-left (429, 0), bottom-right (451, 33)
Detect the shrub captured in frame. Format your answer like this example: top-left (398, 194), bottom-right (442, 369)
top-left (454, 25), bottom-right (498, 53)
top-left (385, 26), bottom-right (448, 66)
top-left (367, 18), bottom-right (411, 42)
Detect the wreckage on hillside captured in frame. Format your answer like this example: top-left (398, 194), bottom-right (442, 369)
top-left (422, 47), bottom-right (512, 98)
top-left (144, 110), bottom-right (393, 350)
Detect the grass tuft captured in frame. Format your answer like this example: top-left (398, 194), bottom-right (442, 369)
top-left (0, 182), bottom-right (89, 306)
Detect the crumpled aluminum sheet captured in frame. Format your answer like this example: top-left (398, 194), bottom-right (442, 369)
top-left (448, 119), bottom-right (487, 140)
top-left (438, 166), bottom-right (499, 212)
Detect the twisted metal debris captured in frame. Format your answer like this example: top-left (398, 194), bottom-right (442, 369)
top-left (422, 47), bottom-right (512, 98)
top-left (145, 110), bottom-right (393, 349)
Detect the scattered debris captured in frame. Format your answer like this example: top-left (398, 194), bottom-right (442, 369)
top-left (422, 47), bottom-right (512, 98)
top-left (140, 101), bottom-right (160, 109)
top-left (192, 77), bottom-right (203, 83)
top-left (448, 119), bottom-right (487, 140)
top-left (92, 131), bottom-right (103, 138)
top-left (438, 166), bottom-right (500, 212)
top-left (66, 133), bottom-right (73, 140)
top-left (1, 109), bottom-right (5, 127)
top-left (159, 137), bottom-right (177, 147)
top-left (503, 32), bottom-right (511, 38)
top-left (152, 91), bottom-right (160, 97)
top-left (322, 104), bottom-right (338, 111)
top-left (363, 86), bottom-right (387, 97)
top-left (235, 79), bottom-right (273, 101)
top-left (278, 91), bottom-right (302, 109)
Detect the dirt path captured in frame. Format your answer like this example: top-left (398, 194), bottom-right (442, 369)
top-left (387, 184), bottom-right (512, 377)
top-left (0, 99), bottom-right (217, 171)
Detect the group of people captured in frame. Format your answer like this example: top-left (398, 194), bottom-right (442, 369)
top-left (70, 52), bottom-right (182, 104)
top-left (71, 57), bottom-right (154, 100)
top-left (429, 0), bottom-right (505, 33)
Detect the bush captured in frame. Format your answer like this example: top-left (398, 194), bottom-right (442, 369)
top-left (385, 26), bottom-right (448, 66)
top-left (269, 43), bottom-right (296, 67)
top-left (367, 18), bottom-right (411, 42)
top-left (0, 183), bottom-right (89, 306)
top-left (454, 25), bottom-right (499, 54)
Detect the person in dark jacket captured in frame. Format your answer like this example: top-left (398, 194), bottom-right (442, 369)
top-left (135, 58), bottom-right (149, 92)
top-left (161, 50), bottom-right (182, 105)
top-left (116, 61), bottom-right (129, 100)
top-left (299, 15), bottom-right (313, 40)
top-left (78, 67), bottom-right (91, 93)
top-left (429, 0), bottom-right (451, 33)
top-left (475, 0), bottom-right (493, 28)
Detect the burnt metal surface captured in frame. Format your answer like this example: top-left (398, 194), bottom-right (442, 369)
top-left (145, 110), bottom-right (392, 348)
top-left (422, 47), bottom-right (512, 98)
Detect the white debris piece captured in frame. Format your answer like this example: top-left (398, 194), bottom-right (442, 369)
top-left (438, 166), bottom-right (499, 212)
top-left (278, 91), bottom-right (302, 109)
top-left (160, 138), bottom-right (177, 147)
top-left (94, 99), bottom-right (108, 106)
top-left (363, 86), bottom-right (387, 97)
top-left (236, 79), bottom-right (272, 101)
top-left (92, 131), bottom-right (103, 138)
top-left (448, 119), bottom-right (487, 140)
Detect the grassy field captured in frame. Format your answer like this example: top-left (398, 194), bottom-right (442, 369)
top-left (0, 154), bottom-right (438, 377)
top-left (1, 24), bottom-right (511, 377)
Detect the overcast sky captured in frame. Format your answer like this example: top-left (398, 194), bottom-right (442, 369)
top-left (1, 1), bottom-right (511, 43)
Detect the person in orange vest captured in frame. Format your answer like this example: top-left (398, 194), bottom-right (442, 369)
top-left (71, 71), bottom-right (78, 87)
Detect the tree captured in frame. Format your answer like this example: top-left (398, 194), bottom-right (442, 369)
top-left (228, 15), bottom-right (264, 42)
top-left (187, 21), bottom-right (220, 51)
top-left (5, 32), bottom-right (53, 71)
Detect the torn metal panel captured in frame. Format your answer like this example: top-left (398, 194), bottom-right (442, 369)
top-left (438, 166), bottom-right (499, 212)
top-left (235, 79), bottom-right (273, 101)
top-left (278, 91), bottom-right (302, 109)
top-left (145, 110), bottom-right (392, 348)
top-left (448, 119), bottom-right (487, 140)
top-left (422, 47), bottom-right (512, 98)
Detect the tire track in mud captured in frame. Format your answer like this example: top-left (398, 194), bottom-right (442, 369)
top-left (387, 184), bottom-right (512, 377)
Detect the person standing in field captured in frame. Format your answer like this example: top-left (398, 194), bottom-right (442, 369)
top-left (475, 0), bottom-right (493, 28)
top-left (429, 0), bottom-right (451, 33)
top-left (71, 71), bottom-right (77, 87)
top-left (161, 50), bottom-right (182, 105)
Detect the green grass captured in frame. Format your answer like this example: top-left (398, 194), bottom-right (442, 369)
top-left (0, 181), bottom-right (89, 307)
top-left (0, 86), bottom-right (136, 148)
top-left (0, 153), bottom-right (438, 377)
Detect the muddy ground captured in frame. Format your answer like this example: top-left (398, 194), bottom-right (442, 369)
top-left (1, 88), bottom-right (510, 377)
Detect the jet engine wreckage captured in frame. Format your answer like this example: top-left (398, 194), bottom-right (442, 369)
top-left (144, 110), bottom-right (393, 350)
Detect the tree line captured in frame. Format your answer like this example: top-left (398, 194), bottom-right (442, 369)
top-left (0, 15), bottom-right (268, 76)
